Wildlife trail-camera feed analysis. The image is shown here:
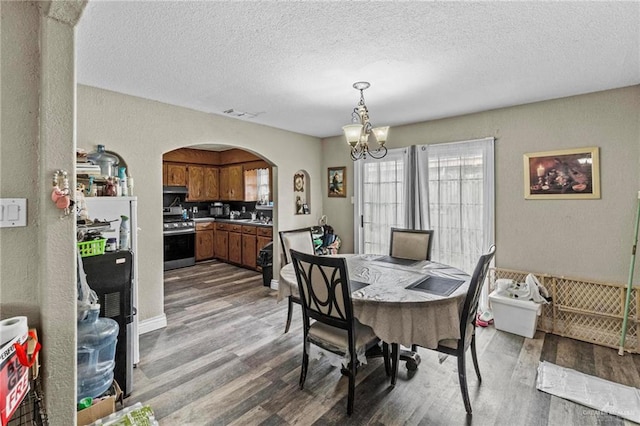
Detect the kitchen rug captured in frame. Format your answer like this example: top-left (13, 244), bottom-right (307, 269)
top-left (536, 361), bottom-right (640, 423)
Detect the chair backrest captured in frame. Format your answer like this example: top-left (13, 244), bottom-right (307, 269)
top-left (389, 228), bottom-right (434, 261)
top-left (459, 245), bottom-right (496, 340)
top-left (289, 249), bottom-right (354, 332)
top-left (279, 228), bottom-right (315, 265)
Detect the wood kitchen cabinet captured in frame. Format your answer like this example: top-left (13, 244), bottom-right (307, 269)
top-left (219, 165), bottom-right (244, 201)
top-left (203, 166), bottom-right (219, 200)
top-left (214, 223), bottom-right (229, 261)
top-left (186, 165), bottom-right (219, 201)
top-left (164, 163), bottom-right (187, 186)
top-left (256, 227), bottom-right (273, 259)
top-left (242, 226), bottom-right (257, 269)
top-left (195, 222), bottom-right (215, 261)
top-left (228, 224), bottom-right (243, 264)
top-left (187, 165), bottom-right (204, 201)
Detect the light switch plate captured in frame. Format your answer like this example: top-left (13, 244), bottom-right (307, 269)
top-left (0, 198), bottom-right (27, 227)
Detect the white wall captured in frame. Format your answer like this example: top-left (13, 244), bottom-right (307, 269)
top-left (323, 86), bottom-right (640, 283)
top-left (77, 85), bottom-right (322, 325)
top-left (1, 1), bottom-right (83, 421)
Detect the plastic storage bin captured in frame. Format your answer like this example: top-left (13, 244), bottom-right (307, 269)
top-left (77, 306), bottom-right (119, 402)
top-left (489, 290), bottom-right (542, 338)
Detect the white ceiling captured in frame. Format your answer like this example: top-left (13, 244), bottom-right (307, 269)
top-left (76, 1), bottom-right (640, 139)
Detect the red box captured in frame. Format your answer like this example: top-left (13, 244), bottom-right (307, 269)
top-left (0, 332), bottom-right (29, 426)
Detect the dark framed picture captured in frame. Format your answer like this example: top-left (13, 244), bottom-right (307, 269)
top-left (293, 173), bottom-right (305, 192)
top-left (523, 147), bottom-right (600, 199)
top-left (328, 166), bottom-right (346, 198)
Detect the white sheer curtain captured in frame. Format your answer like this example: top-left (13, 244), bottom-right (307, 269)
top-left (354, 148), bottom-right (409, 254)
top-left (417, 137), bottom-right (495, 310)
top-left (416, 138), bottom-right (494, 274)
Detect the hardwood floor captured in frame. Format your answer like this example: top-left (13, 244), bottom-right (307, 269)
top-left (125, 260), bottom-right (640, 425)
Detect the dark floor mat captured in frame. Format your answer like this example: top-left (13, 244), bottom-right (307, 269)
top-left (406, 275), bottom-right (465, 296)
top-left (375, 255), bottom-right (421, 267)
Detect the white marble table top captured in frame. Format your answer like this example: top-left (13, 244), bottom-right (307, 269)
top-left (279, 254), bottom-right (471, 348)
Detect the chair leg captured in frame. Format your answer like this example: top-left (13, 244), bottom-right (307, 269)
top-left (383, 342), bottom-right (391, 377)
top-left (390, 343), bottom-right (400, 386)
top-left (457, 352), bottom-right (472, 414)
top-left (411, 344), bottom-right (417, 353)
top-left (284, 296), bottom-right (293, 334)
top-left (347, 350), bottom-right (357, 415)
top-left (299, 340), bottom-right (309, 390)
top-left (470, 335), bottom-right (482, 383)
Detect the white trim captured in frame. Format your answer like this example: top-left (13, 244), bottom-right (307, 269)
top-left (138, 314), bottom-right (167, 334)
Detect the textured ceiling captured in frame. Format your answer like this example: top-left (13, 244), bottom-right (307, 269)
top-left (76, 1), bottom-right (640, 139)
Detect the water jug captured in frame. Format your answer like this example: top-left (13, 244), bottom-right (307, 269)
top-left (77, 305), bottom-right (119, 402)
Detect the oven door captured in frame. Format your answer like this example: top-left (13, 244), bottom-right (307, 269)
top-left (163, 230), bottom-right (196, 270)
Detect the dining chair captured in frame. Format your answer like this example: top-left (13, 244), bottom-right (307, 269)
top-left (289, 249), bottom-right (390, 416)
top-left (413, 245), bottom-right (496, 415)
top-left (389, 228), bottom-right (434, 261)
top-left (279, 228), bottom-right (315, 333)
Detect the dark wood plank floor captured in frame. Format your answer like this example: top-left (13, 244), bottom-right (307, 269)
top-left (125, 260), bottom-right (640, 425)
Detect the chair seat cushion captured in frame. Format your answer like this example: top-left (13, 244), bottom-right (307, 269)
top-left (309, 319), bottom-right (378, 354)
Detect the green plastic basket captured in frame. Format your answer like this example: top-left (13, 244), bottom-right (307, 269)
top-left (77, 239), bottom-right (106, 257)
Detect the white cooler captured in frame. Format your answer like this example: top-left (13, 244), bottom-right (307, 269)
top-left (489, 290), bottom-right (542, 338)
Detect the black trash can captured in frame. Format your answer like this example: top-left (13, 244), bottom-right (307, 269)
top-left (257, 242), bottom-right (273, 287)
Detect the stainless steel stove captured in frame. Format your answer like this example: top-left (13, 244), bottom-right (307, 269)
top-left (163, 206), bottom-right (196, 270)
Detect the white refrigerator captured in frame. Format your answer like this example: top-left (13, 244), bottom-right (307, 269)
top-left (83, 196), bottom-right (140, 365)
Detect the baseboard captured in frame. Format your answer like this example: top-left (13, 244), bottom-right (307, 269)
top-left (270, 279), bottom-right (279, 291)
top-left (138, 314), bottom-right (167, 334)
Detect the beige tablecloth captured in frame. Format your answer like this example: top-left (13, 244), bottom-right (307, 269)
top-left (278, 254), bottom-right (470, 349)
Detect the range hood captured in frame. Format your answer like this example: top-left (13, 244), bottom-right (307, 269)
top-left (163, 186), bottom-right (188, 194)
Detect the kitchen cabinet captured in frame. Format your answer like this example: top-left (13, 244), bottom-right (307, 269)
top-left (186, 165), bottom-right (219, 202)
top-left (242, 226), bottom-right (257, 269)
top-left (187, 165), bottom-right (204, 201)
top-left (214, 223), bottom-right (229, 261)
top-left (203, 166), bottom-right (219, 200)
top-left (164, 163), bottom-right (187, 186)
top-left (256, 227), bottom-right (273, 270)
top-left (228, 224), bottom-right (243, 264)
top-left (219, 165), bottom-right (244, 201)
top-left (195, 222), bottom-right (215, 261)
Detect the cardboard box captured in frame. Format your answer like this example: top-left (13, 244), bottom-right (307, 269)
top-left (0, 332), bottom-right (29, 426)
top-left (489, 290), bottom-right (542, 338)
top-left (77, 381), bottom-right (122, 426)
top-left (77, 397), bottom-right (116, 426)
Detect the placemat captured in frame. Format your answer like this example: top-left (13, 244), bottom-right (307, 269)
top-left (375, 255), bottom-right (421, 267)
top-left (407, 275), bottom-right (465, 296)
top-left (350, 280), bottom-right (369, 292)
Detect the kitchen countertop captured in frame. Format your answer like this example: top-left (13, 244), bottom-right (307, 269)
top-left (193, 217), bottom-right (272, 227)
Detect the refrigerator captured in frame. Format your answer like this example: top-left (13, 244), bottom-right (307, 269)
top-left (83, 197), bottom-right (140, 367)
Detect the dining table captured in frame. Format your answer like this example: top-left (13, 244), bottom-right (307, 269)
top-left (278, 253), bottom-right (472, 378)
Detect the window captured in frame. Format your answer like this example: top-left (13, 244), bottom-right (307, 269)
top-left (355, 138), bottom-right (494, 275)
top-left (244, 168), bottom-right (270, 203)
top-left (354, 148), bottom-right (409, 254)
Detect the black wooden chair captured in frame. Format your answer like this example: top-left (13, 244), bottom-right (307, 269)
top-left (279, 228), bottom-right (315, 333)
top-left (414, 245), bottom-right (496, 414)
top-left (290, 249), bottom-right (390, 416)
top-left (390, 228), bottom-right (434, 261)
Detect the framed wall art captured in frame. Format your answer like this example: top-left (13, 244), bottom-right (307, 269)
top-left (523, 147), bottom-right (600, 200)
top-left (328, 166), bottom-right (346, 198)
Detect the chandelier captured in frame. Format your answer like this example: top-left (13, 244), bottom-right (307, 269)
top-left (342, 81), bottom-right (389, 160)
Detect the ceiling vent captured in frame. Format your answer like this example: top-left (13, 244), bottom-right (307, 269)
top-left (222, 109), bottom-right (261, 119)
